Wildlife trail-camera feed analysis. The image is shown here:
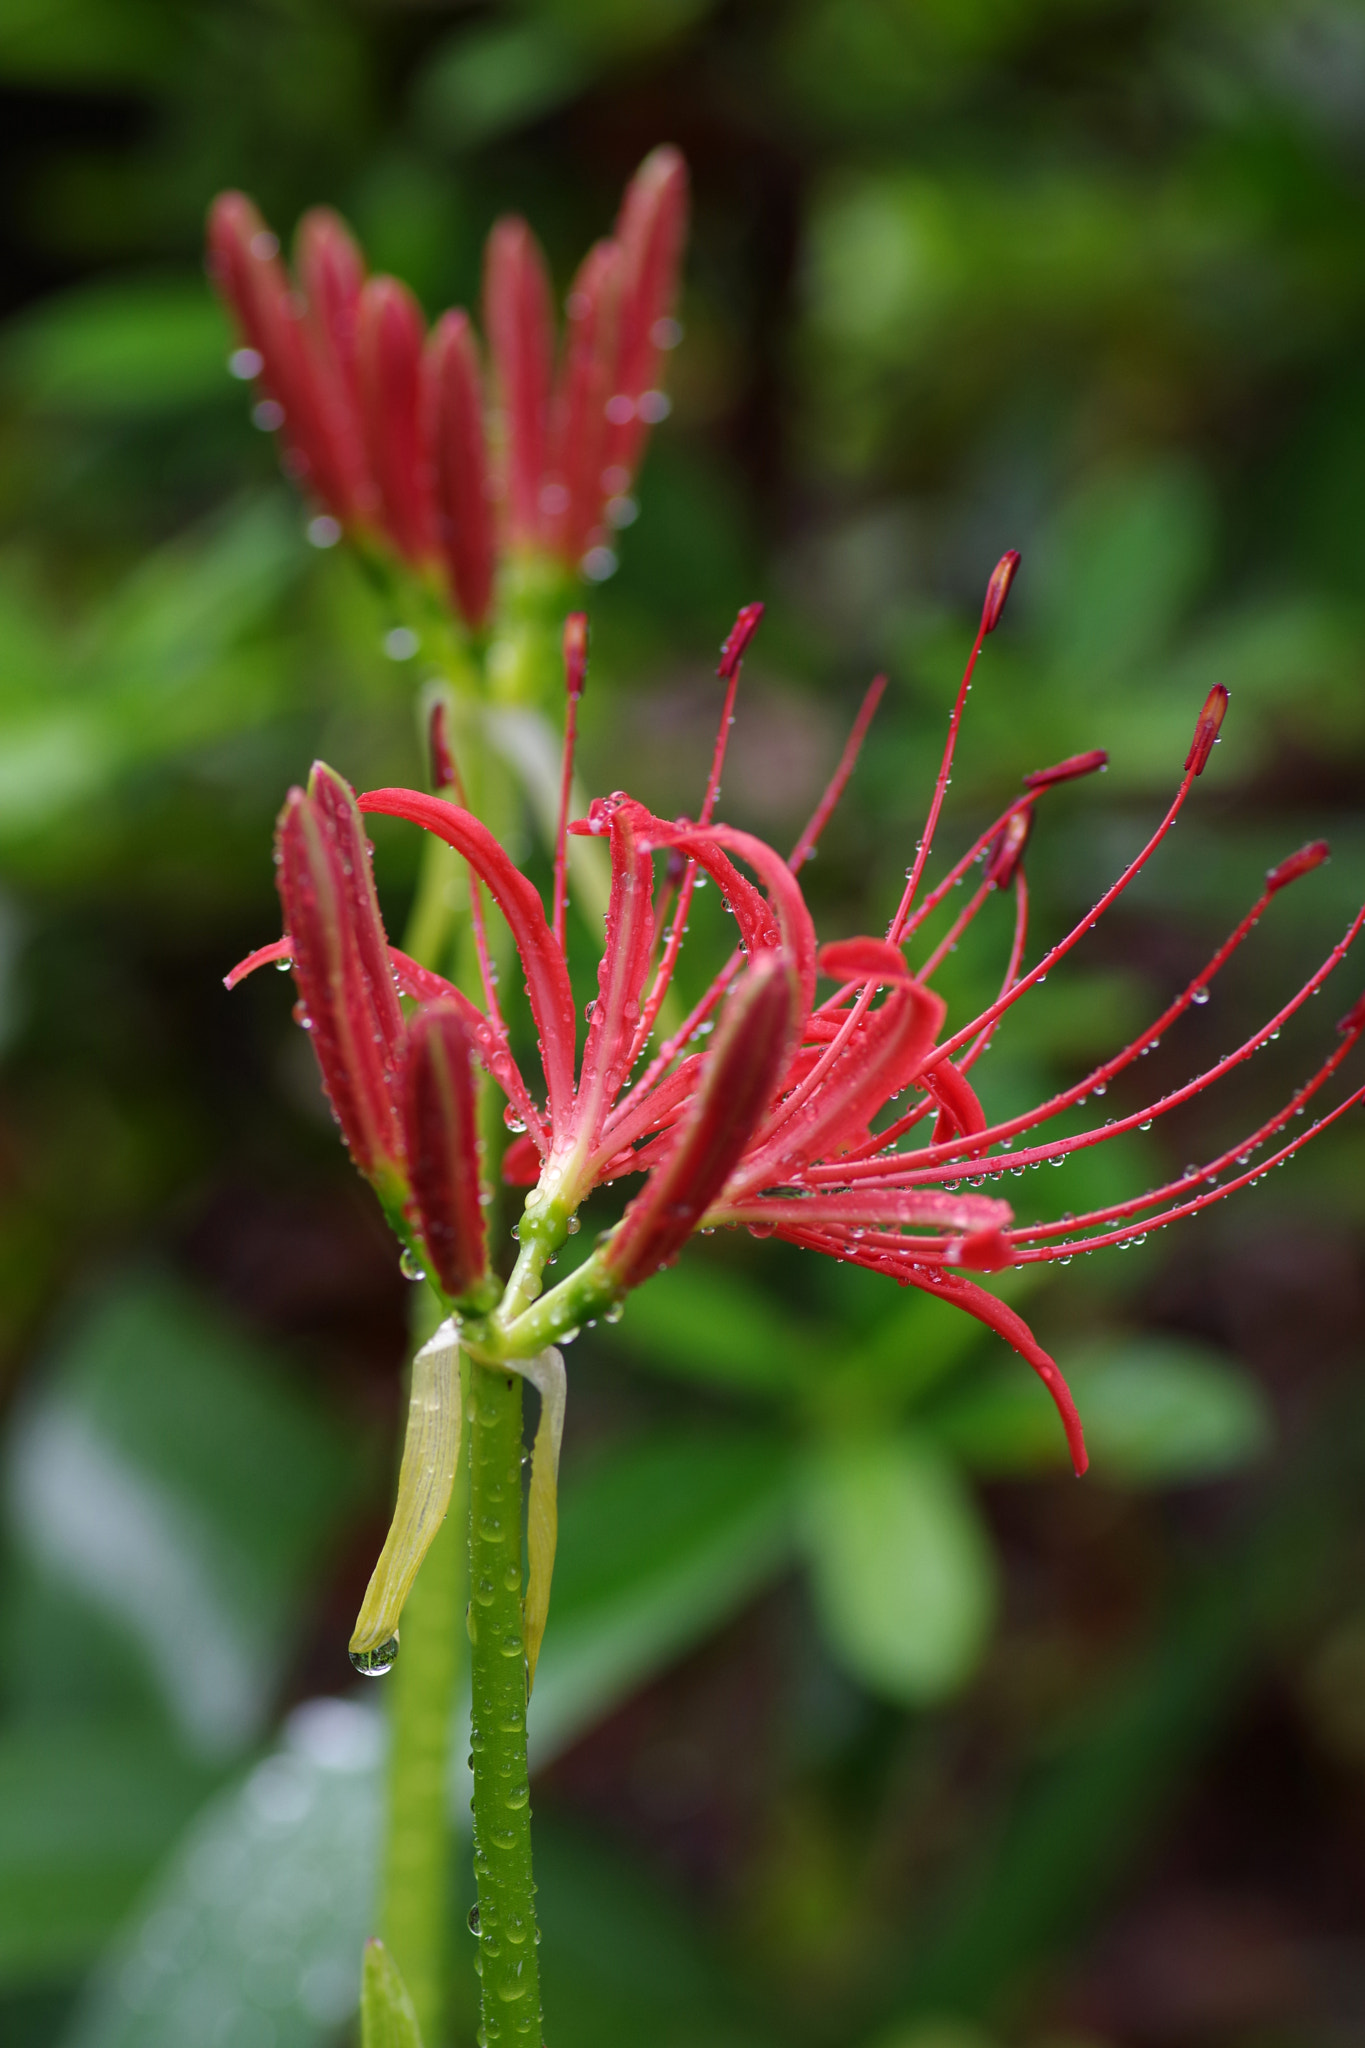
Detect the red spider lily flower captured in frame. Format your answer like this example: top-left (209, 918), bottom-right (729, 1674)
top-left (230, 566), bottom-right (1365, 1478)
top-left (206, 148), bottom-right (687, 619)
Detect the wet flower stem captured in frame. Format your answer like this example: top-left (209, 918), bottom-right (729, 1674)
top-left (466, 1358), bottom-right (540, 2042)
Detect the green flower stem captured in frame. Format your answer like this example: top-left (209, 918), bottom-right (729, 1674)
top-left (467, 1357), bottom-right (542, 2046)
top-left (378, 1362), bottom-right (466, 2044)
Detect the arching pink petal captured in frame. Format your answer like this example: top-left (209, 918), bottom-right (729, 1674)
top-left (907, 1270), bottom-right (1087, 1476)
top-left (225, 935), bottom-right (292, 989)
top-left (571, 803), bottom-right (656, 1151)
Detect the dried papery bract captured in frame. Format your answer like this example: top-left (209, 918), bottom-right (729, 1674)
top-left (400, 1003), bottom-right (490, 1304)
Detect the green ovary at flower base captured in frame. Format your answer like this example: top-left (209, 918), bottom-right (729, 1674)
top-left (228, 557), bottom-right (1365, 2045)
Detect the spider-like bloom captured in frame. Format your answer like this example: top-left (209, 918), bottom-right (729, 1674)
top-left (206, 149), bottom-right (687, 620)
top-left (230, 561), bottom-right (1365, 1479)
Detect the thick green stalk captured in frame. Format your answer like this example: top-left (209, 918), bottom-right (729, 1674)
top-left (378, 1413), bottom-right (465, 2043)
top-left (467, 1359), bottom-right (541, 2045)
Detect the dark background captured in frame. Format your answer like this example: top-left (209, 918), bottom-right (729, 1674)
top-left (3, 3), bottom-right (1365, 2046)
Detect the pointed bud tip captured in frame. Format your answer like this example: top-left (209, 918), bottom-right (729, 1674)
top-left (1266, 839), bottom-right (1329, 894)
top-left (981, 550), bottom-right (1021, 634)
top-left (984, 807), bottom-right (1032, 889)
top-left (563, 612), bottom-right (589, 698)
top-left (718, 602), bottom-right (765, 679)
top-left (1185, 684), bottom-right (1230, 776)
top-left (428, 700), bottom-right (457, 794)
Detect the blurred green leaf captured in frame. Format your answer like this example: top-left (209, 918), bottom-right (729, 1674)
top-left (0, 278), bottom-right (232, 417)
top-left (413, 22), bottom-right (592, 151)
top-left (800, 1432), bottom-right (997, 1703)
top-left (531, 1427), bottom-right (794, 1747)
top-left (924, 1335), bottom-right (1273, 1484)
top-left (360, 1940), bottom-right (423, 2048)
top-left (0, 1722), bottom-right (217, 1987)
top-left (615, 1259), bottom-right (821, 1397)
top-left (3, 1277), bottom-right (366, 1753)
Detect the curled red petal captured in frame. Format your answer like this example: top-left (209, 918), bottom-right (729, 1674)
top-left (360, 790), bottom-right (577, 1131)
top-left (914, 1270), bottom-right (1088, 1475)
top-left (225, 935), bottom-right (292, 989)
top-left (502, 1132), bottom-right (543, 1185)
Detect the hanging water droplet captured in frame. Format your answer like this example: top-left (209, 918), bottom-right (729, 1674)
top-left (400, 1248), bottom-right (426, 1282)
top-left (566, 1215), bottom-right (581, 1235)
top-left (1139, 1119), bottom-right (1153, 1131)
top-left (469, 1905), bottom-right (482, 1935)
top-left (350, 1635), bottom-right (399, 1677)
top-left (1191, 986), bottom-right (1210, 1005)
top-left (604, 1301), bottom-right (624, 1323)
top-left (274, 956), bottom-right (293, 973)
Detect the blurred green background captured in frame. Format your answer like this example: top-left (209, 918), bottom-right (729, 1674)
top-left (4, 2), bottom-right (1365, 2045)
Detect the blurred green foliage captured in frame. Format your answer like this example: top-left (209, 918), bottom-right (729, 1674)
top-left (3, 2), bottom-right (1365, 2046)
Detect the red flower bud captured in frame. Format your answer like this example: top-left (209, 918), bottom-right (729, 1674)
top-left (1185, 684), bottom-right (1229, 777)
top-left (428, 699), bottom-right (458, 795)
top-left (293, 207), bottom-right (373, 524)
top-left (400, 1003), bottom-right (489, 1302)
top-left (604, 147), bottom-right (689, 487)
top-left (603, 952), bottom-right (796, 1290)
top-left (484, 218), bottom-right (554, 546)
top-left (357, 277), bottom-right (436, 566)
top-left (276, 770), bottom-right (404, 1185)
top-left (563, 612), bottom-right (589, 699)
top-left (422, 309), bottom-right (494, 629)
top-left (549, 239), bottom-right (624, 563)
top-left (980, 550), bottom-right (1021, 634)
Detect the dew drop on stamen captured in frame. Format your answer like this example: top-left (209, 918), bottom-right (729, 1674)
top-left (1191, 986), bottom-right (1210, 1005)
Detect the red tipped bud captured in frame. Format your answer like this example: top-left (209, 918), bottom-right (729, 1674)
top-left (357, 277), bottom-right (435, 565)
top-left (276, 770), bottom-right (404, 1186)
top-left (1267, 839), bottom-right (1330, 894)
top-left (718, 602), bottom-right (765, 680)
top-left (1022, 749), bottom-right (1109, 791)
top-left (422, 309), bottom-right (494, 629)
top-left (428, 699), bottom-right (458, 795)
top-left (1185, 684), bottom-right (1229, 777)
top-left (604, 147), bottom-right (689, 485)
top-left (603, 952), bottom-right (796, 1290)
top-left (980, 550), bottom-right (1021, 634)
top-left (400, 1003), bottom-right (489, 1302)
top-left (563, 612), bottom-right (589, 698)
top-left (484, 218), bottom-right (554, 545)
top-left (985, 807), bottom-right (1032, 889)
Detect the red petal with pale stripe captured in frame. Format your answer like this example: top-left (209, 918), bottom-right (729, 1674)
top-left (484, 218), bottom-right (554, 546)
top-left (422, 310), bottom-right (494, 629)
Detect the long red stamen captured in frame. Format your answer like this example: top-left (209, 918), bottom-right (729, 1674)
top-left (888, 552), bottom-right (1018, 942)
top-left (789, 674), bottom-right (886, 875)
top-left (553, 613), bottom-right (588, 952)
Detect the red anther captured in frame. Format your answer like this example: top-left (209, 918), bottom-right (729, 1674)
top-left (422, 309), bottom-right (494, 630)
top-left (428, 700), bottom-right (458, 795)
top-left (1267, 839), bottom-right (1330, 894)
top-left (985, 807), bottom-right (1032, 889)
top-left (604, 147), bottom-right (689, 484)
top-left (718, 602), bottom-right (764, 679)
top-left (1021, 749), bottom-right (1109, 791)
top-left (563, 612), bottom-right (589, 698)
top-left (484, 217), bottom-right (554, 546)
top-left (980, 550), bottom-right (1021, 634)
top-left (356, 276), bottom-right (435, 565)
top-left (400, 1003), bottom-right (489, 1302)
top-left (1185, 684), bottom-right (1229, 776)
top-left (604, 953), bottom-right (797, 1290)
top-left (1337, 990), bottom-right (1365, 1038)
